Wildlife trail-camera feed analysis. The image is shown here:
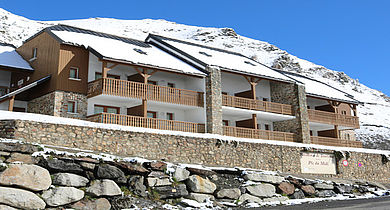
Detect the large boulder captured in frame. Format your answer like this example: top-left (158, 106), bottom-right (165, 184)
top-left (5, 153), bottom-right (37, 164)
top-left (0, 164), bottom-right (51, 191)
top-left (0, 142), bottom-right (40, 154)
top-left (277, 182), bottom-right (295, 195)
top-left (301, 185), bottom-right (316, 196)
top-left (71, 198), bottom-right (111, 210)
top-left (147, 177), bottom-right (171, 187)
top-left (238, 193), bottom-right (262, 204)
top-left (128, 175), bottom-right (147, 197)
top-left (96, 164), bottom-right (126, 184)
top-left (186, 167), bottom-right (216, 177)
top-left (173, 167), bottom-right (190, 182)
top-left (263, 196), bottom-right (289, 202)
top-left (153, 184), bottom-right (189, 199)
top-left (246, 183), bottom-right (275, 198)
top-left (0, 187), bottom-right (46, 210)
top-left (316, 190), bottom-right (337, 197)
top-left (41, 158), bottom-right (83, 174)
top-left (216, 188), bottom-right (241, 199)
top-left (96, 164), bottom-right (125, 179)
top-left (314, 183), bottom-right (334, 190)
top-left (186, 175), bottom-right (217, 194)
top-left (290, 189), bottom-right (305, 199)
top-left (187, 193), bottom-right (215, 203)
top-left (334, 185), bottom-right (353, 194)
top-left (0, 204), bottom-right (18, 210)
top-left (42, 187), bottom-right (84, 207)
top-left (145, 161), bottom-right (167, 171)
top-left (243, 173), bottom-right (284, 184)
top-left (114, 162), bottom-right (149, 175)
top-left (87, 179), bottom-right (122, 197)
top-left (52, 173), bottom-right (89, 187)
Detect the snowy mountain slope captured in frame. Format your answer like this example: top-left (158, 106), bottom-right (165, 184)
top-left (0, 8), bottom-right (389, 149)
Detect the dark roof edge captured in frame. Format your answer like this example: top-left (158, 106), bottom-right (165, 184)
top-left (148, 34), bottom-right (243, 56)
top-left (0, 64), bottom-right (34, 72)
top-left (146, 34), bottom-right (209, 74)
top-left (277, 70), bottom-right (360, 104)
top-left (0, 75), bottom-right (51, 102)
top-left (0, 42), bottom-right (16, 48)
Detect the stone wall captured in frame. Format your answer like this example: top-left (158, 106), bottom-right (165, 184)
top-left (28, 91), bottom-right (87, 119)
top-left (205, 65), bottom-right (223, 134)
top-left (0, 141), bottom-right (386, 209)
top-left (1, 119), bottom-right (389, 183)
top-left (271, 82), bottom-right (310, 143)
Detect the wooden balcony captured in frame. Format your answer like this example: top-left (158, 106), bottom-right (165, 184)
top-left (222, 95), bottom-right (293, 115)
top-left (88, 78), bottom-right (204, 107)
top-left (311, 136), bottom-right (363, 148)
top-left (308, 109), bottom-right (359, 128)
top-left (87, 113), bottom-right (205, 134)
top-left (223, 126), bottom-right (296, 142)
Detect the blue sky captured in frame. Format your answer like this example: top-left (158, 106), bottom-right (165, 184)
top-left (2, 0), bottom-right (389, 95)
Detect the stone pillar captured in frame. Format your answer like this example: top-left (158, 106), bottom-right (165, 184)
top-left (271, 82), bottom-right (310, 144)
top-left (205, 65), bottom-right (223, 135)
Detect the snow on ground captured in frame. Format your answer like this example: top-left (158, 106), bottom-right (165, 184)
top-left (1, 110), bottom-right (390, 156)
top-left (0, 8), bottom-right (389, 149)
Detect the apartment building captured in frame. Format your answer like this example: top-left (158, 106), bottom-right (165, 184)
top-left (4, 25), bottom-right (361, 147)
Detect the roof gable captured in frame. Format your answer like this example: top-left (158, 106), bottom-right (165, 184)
top-left (0, 43), bottom-right (33, 71)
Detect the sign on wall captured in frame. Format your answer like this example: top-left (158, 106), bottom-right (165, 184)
top-left (300, 152), bottom-right (337, 175)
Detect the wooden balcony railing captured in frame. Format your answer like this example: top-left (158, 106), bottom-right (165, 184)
top-left (0, 86), bottom-right (9, 97)
top-left (308, 109), bottom-right (359, 128)
top-left (88, 78), bottom-right (204, 107)
top-left (87, 113), bottom-right (205, 134)
top-left (222, 95), bottom-right (293, 116)
top-left (223, 126), bottom-right (296, 142)
top-left (311, 136), bottom-right (363, 148)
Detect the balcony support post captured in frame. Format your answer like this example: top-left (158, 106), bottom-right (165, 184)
top-left (252, 114), bottom-right (258, 130)
top-left (8, 96), bottom-right (15, 111)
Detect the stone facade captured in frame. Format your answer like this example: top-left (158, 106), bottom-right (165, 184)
top-left (340, 130), bottom-right (357, 141)
top-left (271, 82), bottom-right (310, 143)
top-left (1, 119), bottom-right (389, 183)
top-left (28, 91), bottom-right (87, 119)
top-left (205, 65), bottom-right (223, 135)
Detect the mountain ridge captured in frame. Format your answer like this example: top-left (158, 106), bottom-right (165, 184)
top-left (1, 8), bottom-right (389, 149)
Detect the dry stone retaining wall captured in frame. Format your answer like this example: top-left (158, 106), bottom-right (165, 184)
top-left (0, 141), bottom-right (388, 209)
top-left (0, 119), bottom-right (390, 183)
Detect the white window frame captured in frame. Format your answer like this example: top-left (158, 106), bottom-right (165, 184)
top-left (69, 67), bottom-right (81, 80)
top-left (29, 48), bottom-right (37, 62)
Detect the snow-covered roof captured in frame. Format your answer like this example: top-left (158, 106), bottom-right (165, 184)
top-left (43, 25), bottom-right (205, 77)
top-left (146, 34), bottom-right (295, 83)
top-left (283, 71), bottom-right (359, 104)
top-left (0, 43), bottom-right (33, 71)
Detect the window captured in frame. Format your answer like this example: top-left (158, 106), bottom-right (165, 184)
top-left (222, 92), bottom-right (228, 95)
top-left (133, 48), bottom-right (147, 55)
top-left (223, 120), bottom-right (229, 126)
top-left (94, 105), bottom-right (120, 114)
top-left (147, 111), bottom-right (157, 118)
top-left (67, 101), bottom-right (77, 113)
top-left (199, 51), bottom-right (212, 57)
top-left (166, 112), bottom-right (174, 120)
top-left (95, 72), bottom-right (120, 80)
top-left (167, 83), bottom-right (175, 88)
top-left (30, 48), bottom-right (37, 61)
top-left (262, 98), bottom-right (269, 102)
top-left (148, 80), bottom-right (157, 85)
top-left (341, 110), bottom-right (347, 115)
top-left (244, 60), bottom-right (256, 66)
top-left (69, 67), bottom-right (79, 79)
top-left (264, 124), bottom-right (270, 131)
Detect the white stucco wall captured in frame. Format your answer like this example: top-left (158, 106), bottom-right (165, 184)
top-left (221, 72), bottom-right (271, 100)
